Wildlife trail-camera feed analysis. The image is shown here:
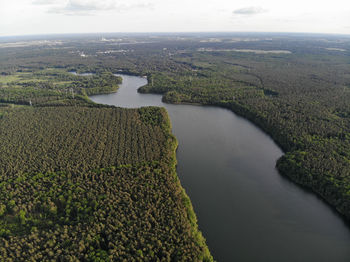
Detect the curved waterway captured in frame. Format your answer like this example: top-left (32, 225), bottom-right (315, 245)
top-left (90, 74), bottom-right (350, 262)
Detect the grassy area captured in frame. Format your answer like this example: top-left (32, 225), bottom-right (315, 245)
top-left (0, 69), bottom-right (121, 106)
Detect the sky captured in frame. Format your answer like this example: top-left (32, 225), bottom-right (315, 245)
top-left (0, 0), bottom-right (349, 36)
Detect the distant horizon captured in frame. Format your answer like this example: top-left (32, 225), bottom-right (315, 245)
top-left (1, 31), bottom-right (350, 40)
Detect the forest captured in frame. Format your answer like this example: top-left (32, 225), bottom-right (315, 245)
top-left (0, 32), bottom-right (350, 259)
top-left (0, 38), bottom-right (217, 260)
top-left (0, 106), bottom-right (212, 261)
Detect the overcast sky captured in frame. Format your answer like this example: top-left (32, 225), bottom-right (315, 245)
top-left (0, 0), bottom-right (349, 36)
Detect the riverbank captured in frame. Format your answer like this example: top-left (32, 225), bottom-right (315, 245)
top-left (142, 86), bottom-right (350, 222)
top-left (91, 74), bottom-right (350, 261)
top-left (160, 107), bottom-right (213, 261)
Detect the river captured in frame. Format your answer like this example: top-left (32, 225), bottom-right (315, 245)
top-left (89, 74), bottom-right (350, 262)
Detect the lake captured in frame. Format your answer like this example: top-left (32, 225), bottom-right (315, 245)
top-left (90, 74), bottom-right (350, 262)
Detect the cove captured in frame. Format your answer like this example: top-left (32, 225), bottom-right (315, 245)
top-left (89, 74), bottom-right (350, 262)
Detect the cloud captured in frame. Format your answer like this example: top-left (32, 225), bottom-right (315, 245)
top-left (47, 0), bottom-right (154, 16)
top-left (233, 6), bottom-right (267, 16)
top-left (32, 0), bottom-right (57, 5)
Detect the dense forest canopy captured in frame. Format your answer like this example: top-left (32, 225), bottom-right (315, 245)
top-left (0, 34), bottom-right (226, 260)
top-left (0, 32), bottom-right (350, 260)
top-left (0, 106), bottom-right (212, 261)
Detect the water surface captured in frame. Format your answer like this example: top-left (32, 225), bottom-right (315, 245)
top-left (90, 74), bottom-right (350, 262)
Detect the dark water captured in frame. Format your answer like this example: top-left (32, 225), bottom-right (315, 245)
top-left (90, 74), bottom-right (350, 262)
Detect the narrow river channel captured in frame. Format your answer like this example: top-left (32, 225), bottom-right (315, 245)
top-left (90, 74), bottom-right (350, 262)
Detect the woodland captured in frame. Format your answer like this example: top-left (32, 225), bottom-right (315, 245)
top-left (0, 32), bottom-right (350, 260)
